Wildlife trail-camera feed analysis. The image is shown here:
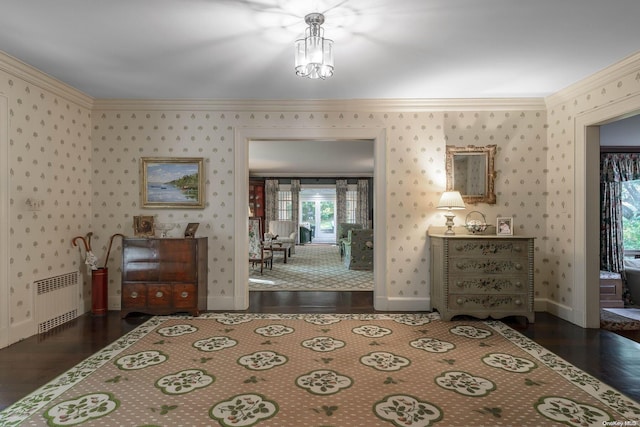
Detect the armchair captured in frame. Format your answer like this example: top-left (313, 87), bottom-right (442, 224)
top-left (343, 229), bottom-right (374, 270)
top-left (268, 220), bottom-right (297, 254)
top-left (337, 223), bottom-right (363, 258)
top-left (249, 221), bottom-right (272, 274)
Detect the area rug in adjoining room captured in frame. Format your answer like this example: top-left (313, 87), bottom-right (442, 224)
top-left (2, 313), bottom-right (639, 427)
top-left (601, 308), bottom-right (640, 331)
top-left (249, 244), bottom-right (373, 291)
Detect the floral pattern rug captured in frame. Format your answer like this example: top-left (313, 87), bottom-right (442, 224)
top-left (2, 313), bottom-right (639, 427)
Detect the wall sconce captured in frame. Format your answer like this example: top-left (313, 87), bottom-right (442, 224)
top-left (437, 191), bottom-right (465, 235)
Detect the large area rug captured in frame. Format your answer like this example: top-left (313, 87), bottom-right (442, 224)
top-left (249, 244), bottom-right (373, 291)
top-left (2, 313), bottom-right (639, 426)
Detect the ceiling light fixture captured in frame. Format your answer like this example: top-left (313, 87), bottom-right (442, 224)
top-left (294, 13), bottom-right (334, 79)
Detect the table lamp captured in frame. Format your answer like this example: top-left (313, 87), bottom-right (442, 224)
top-left (437, 191), bottom-right (466, 235)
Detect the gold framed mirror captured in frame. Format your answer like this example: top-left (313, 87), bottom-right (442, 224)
top-left (446, 145), bottom-right (496, 204)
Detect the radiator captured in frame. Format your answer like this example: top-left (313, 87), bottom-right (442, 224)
top-left (35, 271), bottom-right (79, 334)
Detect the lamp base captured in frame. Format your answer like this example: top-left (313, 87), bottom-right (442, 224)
top-left (444, 212), bottom-right (456, 235)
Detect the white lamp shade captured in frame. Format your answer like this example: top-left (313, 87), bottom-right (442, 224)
top-left (437, 191), bottom-right (466, 210)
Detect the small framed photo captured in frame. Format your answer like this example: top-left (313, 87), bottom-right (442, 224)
top-left (141, 157), bottom-right (205, 209)
top-left (133, 215), bottom-right (155, 237)
top-left (496, 217), bottom-right (513, 236)
top-left (184, 222), bottom-right (200, 238)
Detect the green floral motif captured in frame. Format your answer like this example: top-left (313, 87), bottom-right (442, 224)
top-left (302, 336), bottom-right (346, 352)
top-left (215, 314), bottom-right (255, 325)
top-left (410, 337), bottom-right (455, 353)
top-left (374, 394), bottom-right (442, 427)
top-left (392, 314), bottom-right (433, 326)
top-left (44, 392), bottom-right (119, 426)
top-left (254, 324), bottom-right (294, 337)
top-left (296, 370), bottom-right (353, 395)
top-left (475, 406), bottom-right (502, 418)
top-left (361, 351), bottom-right (411, 371)
top-left (150, 404), bottom-right (178, 415)
top-left (210, 393), bottom-right (278, 427)
top-left (156, 324), bottom-right (198, 337)
top-left (352, 325), bottom-right (392, 338)
top-left (304, 315), bottom-right (342, 325)
top-left (534, 396), bottom-right (613, 426)
top-left (193, 336), bottom-right (237, 352)
top-left (115, 350), bottom-right (167, 371)
top-left (312, 405), bottom-right (339, 416)
top-left (435, 371), bottom-right (496, 397)
top-left (238, 351), bottom-right (288, 370)
top-left (449, 325), bottom-right (492, 339)
top-left (155, 369), bottom-right (214, 395)
top-left (483, 353), bottom-right (537, 373)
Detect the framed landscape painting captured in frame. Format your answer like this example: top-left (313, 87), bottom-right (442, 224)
top-left (141, 157), bottom-right (205, 208)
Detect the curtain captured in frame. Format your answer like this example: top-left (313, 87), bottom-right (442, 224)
top-left (357, 179), bottom-right (369, 227)
top-left (264, 179), bottom-right (279, 234)
top-left (336, 179), bottom-right (348, 243)
top-left (600, 153), bottom-right (640, 276)
top-left (290, 179), bottom-right (301, 243)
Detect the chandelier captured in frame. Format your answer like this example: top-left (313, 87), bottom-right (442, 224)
top-left (294, 13), bottom-right (334, 79)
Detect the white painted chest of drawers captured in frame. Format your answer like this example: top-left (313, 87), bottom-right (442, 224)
top-left (429, 232), bottom-right (535, 322)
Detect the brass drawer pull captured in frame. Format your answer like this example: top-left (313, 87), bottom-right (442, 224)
top-left (131, 291), bottom-right (138, 299)
top-left (181, 291), bottom-right (189, 298)
top-left (155, 291), bottom-right (164, 298)
top-left (514, 299), bottom-right (522, 306)
top-left (456, 298), bottom-right (464, 305)
top-left (514, 263), bottom-right (523, 270)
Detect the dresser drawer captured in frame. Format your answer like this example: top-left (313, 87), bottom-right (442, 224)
top-left (147, 284), bottom-right (172, 308)
top-left (448, 239), bottom-right (529, 258)
top-left (447, 294), bottom-right (529, 312)
top-left (449, 258), bottom-right (527, 275)
top-left (173, 283), bottom-right (197, 308)
top-left (122, 283), bottom-right (147, 308)
top-left (448, 276), bottom-right (528, 294)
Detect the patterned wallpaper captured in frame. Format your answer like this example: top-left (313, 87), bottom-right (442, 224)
top-left (91, 108), bottom-right (549, 307)
top-left (0, 68), bottom-right (92, 337)
top-left (3, 49), bottom-right (640, 345)
top-left (545, 57), bottom-right (640, 313)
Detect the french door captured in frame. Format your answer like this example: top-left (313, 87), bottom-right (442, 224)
top-left (300, 188), bottom-right (335, 244)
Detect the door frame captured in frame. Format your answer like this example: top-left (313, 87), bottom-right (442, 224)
top-left (0, 95), bottom-right (9, 348)
top-left (233, 127), bottom-right (387, 310)
top-left (575, 93), bottom-right (640, 328)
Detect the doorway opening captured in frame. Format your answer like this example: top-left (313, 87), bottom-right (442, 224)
top-left (234, 127), bottom-right (387, 311)
top-left (300, 187), bottom-right (336, 244)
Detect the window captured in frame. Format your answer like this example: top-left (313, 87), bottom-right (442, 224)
top-left (622, 179), bottom-right (640, 252)
top-left (346, 189), bottom-right (357, 223)
top-left (278, 190), bottom-right (292, 220)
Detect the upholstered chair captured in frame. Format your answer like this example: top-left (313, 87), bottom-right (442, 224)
top-left (337, 223), bottom-right (363, 257)
top-left (268, 220), bottom-right (297, 254)
top-left (343, 228), bottom-right (374, 270)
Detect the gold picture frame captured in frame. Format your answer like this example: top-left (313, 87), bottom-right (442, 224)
top-left (133, 215), bottom-right (155, 237)
top-left (141, 157), bottom-right (205, 209)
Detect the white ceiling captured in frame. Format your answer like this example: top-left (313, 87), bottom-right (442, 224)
top-left (1, 0), bottom-right (640, 101)
top-left (249, 139), bottom-right (374, 176)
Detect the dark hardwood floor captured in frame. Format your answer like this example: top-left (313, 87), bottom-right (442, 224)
top-left (1, 291), bottom-right (639, 412)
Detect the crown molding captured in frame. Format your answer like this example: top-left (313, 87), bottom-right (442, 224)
top-left (92, 97), bottom-right (546, 113)
top-left (545, 50), bottom-right (640, 109)
top-left (0, 51), bottom-right (93, 109)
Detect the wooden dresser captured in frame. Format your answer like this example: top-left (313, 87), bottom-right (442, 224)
top-left (121, 237), bottom-right (207, 318)
top-left (429, 231), bottom-right (534, 322)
